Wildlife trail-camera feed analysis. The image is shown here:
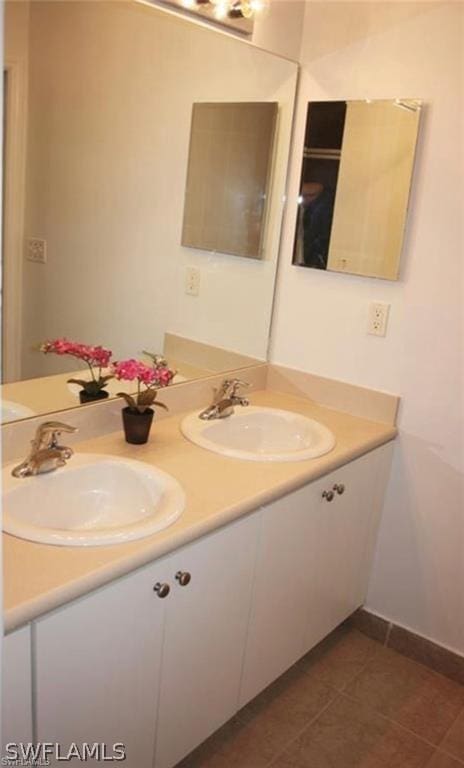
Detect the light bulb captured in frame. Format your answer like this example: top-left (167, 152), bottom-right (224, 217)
top-left (239, 1), bottom-right (253, 19)
top-left (250, 0), bottom-right (269, 15)
top-left (213, 0), bottom-right (229, 18)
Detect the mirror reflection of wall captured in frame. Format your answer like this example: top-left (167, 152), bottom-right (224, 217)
top-left (1, 0), bottom-right (298, 423)
top-left (182, 102), bottom-right (278, 259)
top-left (293, 99), bottom-right (422, 280)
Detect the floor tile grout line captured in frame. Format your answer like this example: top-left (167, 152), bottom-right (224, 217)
top-left (384, 620), bottom-right (393, 647)
top-left (298, 629), bottom-right (385, 694)
top-left (433, 741), bottom-right (464, 767)
top-left (433, 702), bottom-right (464, 752)
top-left (424, 748), bottom-right (464, 768)
top-left (437, 749), bottom-right (464, 767)
top-left (377, 642), bottom-right (464, 687)
top-left (356, 623), bottom-right (464, 689)
top-left (266, 691), bottom-right (343, 767)
top-left (340, 689), bottom-right (457, 753)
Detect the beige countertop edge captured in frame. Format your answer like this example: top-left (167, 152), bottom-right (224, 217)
top-left (4, 391), bottom-right (397, 633)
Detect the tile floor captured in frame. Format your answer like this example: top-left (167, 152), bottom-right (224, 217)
top-left (177, 624), bottom-right (464, 768)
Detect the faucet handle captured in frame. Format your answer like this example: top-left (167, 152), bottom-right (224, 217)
top-left (224, 379), bottom-right (250, 397)
top-left (34, 421), bottom-right (78, 449)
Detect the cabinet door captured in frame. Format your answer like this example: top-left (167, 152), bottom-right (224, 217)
top-left (303, 445), bottom-right (393, 652)
top-left (154, 514), bottom-right (259, 768)
top-left (239, 483), bottom-right (319, 706)
top-left (240, 446), bottom-right (393, 707)
top-left (35, 561), bottom-right (169, 768)
top-left (2, 626), bottom-right (33, 753)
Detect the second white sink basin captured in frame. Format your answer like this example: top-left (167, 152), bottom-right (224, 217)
top-left (181, 406), bottom-right (336, 462)
top-left (3, 453), bottom-right (185, 546)
top-left (1, 400), bottom-right (36, 424)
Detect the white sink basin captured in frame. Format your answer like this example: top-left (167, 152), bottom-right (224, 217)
top-left (181, 406), bottom-right (336, 462)
top-left (3, 453), bottom-right (185, 546)
top-left (1, 400), bottom-right (36, 424)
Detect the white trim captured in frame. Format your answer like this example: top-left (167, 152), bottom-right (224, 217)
top-left (2, 56), bottom-right (28, 383)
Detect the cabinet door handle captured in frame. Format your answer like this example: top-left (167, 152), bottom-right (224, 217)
top-left (333, 483), bottom-right (345, 495)
top-left (322, 490), bottom-right (334, 502)
top-left (153, 582), bottom-right (170, 598)
top-left (175, 571), bottom-right (192, 587)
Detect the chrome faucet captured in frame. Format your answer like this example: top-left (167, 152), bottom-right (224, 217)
top-left (199, 379), bottom-right (250, 421)
top-left (11, 421), bottom-right (78, 478)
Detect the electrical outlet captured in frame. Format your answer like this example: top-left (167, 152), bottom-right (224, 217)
top-left (185, 266), bottom-right (200, 297)
top-left (367, 302), bottom-right (390, 337)
top-left (27, 238), bottom-right (47, 264)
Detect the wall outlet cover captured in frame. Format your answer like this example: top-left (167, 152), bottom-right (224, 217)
top-left (185, 266), bottom-right (200, 297)
top-left (27, 238), bottom-right (47, 264)
top-left (367, 302), bottom-right (390, 337)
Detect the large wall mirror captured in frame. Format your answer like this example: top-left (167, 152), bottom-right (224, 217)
top-left (293, 99), bottom-right (422, 280)
top-left (2, 0), bottom-right (298, 424)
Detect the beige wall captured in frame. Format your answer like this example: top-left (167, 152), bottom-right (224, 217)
top-left (19, 1), bottom-right (296, 379)
top-left (271, 2), bottom-right (464, 654)
top-left (3, 2), bottom-right (30, 382)
top-left (4, 1), bottom-right (29, 62)
top-left (252, 0), bottom-right (304, 60)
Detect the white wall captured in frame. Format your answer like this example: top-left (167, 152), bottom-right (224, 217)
top-left (252, 0), bottom-right (305, 60)
top-left (19, 1), bottom-right (297, 379)
top-left (271, 2), bottom-right (464, 654)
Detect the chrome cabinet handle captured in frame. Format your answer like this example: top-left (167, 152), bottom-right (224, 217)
top-left (153, 582), bottom-right (170, 598)
top-left (322, 490), bottom-right (334, 502)
top-left (175, 571), bottom-right (192, 587)
top-left (333, 483), bottom-right (345, 495)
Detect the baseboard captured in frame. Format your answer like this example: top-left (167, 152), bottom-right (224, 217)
top-left (349, 608), bottom-right (464, 686)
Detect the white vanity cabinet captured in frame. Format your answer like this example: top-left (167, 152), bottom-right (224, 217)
top-left (34, 514), bottom-right (259, 768)
top-left (239, 443), bottom-right (393, 706)
top-left (2, 625), bottom-right (33, 753)
top-left (27, 441), bottom-right (392, 768)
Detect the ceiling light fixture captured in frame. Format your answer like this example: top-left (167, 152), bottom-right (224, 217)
top-left (181, 0), bottom-right (267, 20)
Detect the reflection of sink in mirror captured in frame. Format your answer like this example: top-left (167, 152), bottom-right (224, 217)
top-left (181, 407), bottom-right (336, 462)
top-left (2, 1), bottom-right (297, 425)
top-left (1, 400), bottom-right (36, 424)
top-left (3, 453), bottom-right (185, 546)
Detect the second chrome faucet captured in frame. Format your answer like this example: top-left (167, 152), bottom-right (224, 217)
top-left (199, 379), bottom-right (250, 421)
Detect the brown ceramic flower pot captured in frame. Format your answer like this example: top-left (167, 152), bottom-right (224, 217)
top-left (79, 389), bottom-right (110, 404)
top-left (121, 407), bottom-right (154, 445)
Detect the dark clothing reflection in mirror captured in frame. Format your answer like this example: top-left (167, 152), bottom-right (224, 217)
top-left (295, 182), bottom-right (335, 270)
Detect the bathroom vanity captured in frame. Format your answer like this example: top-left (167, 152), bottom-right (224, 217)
top-left (2, 382), bottom-right (396, 768)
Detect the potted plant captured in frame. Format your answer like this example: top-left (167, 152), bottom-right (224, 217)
top-left (41, 338), bottom-right (113, 403)
top-left (112, 359), bottom-right (174, 444)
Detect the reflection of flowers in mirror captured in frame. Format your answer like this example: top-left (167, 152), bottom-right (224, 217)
top-left (41, 338), bottom-right (114, 401)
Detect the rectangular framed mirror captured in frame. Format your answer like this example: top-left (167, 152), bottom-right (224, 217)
top-left (1, 0), bottom-right (298, 425)
top-left (292, 99), bottom-right (422, 280)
